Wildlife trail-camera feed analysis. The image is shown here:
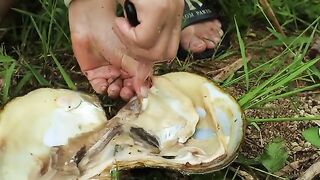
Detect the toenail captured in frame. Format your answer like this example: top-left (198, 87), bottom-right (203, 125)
top-left (218, 29), bottom-right (224, 37)
top-left (208, 41), bottom-right (215, 48)
top-left (213, 37), bottom-right (221, 44)
top-left (213, 20), bottom-right (222, 28)
top-left (192, 41), bottom-right (205, 48)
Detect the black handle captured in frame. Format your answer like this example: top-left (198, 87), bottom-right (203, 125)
top-left (124, 0), bottom-right (140, 27)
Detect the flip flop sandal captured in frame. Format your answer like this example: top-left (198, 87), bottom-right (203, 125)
top-left (177, 0), bottom-right (230, 60)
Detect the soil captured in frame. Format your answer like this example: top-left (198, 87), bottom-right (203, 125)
top-left (241, 94), bottom-right (320, 179)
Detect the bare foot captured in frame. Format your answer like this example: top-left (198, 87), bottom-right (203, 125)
top-left (180, 19), bottom-right (224, 53)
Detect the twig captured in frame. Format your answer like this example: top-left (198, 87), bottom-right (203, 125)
top-left (297, 160), bottom-right (320, 180)
top-left (229, 167), bottom-right (255, 180)
top-left (259, 0), bottom-right (286, 36)
top-left (275, 158), bottom-right (311, 177)
top-left (248, 166), bottom-right (287, 180)
top-left (210, 55), bottom-right (252, 82)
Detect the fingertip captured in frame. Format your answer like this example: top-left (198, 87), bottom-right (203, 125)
top-left (107, 85), bottom-right (121, 99)
top-left (133, 63), bottom-right (152, 96)
top-left (120, 87), bottom-right (135, 101)
top-left (107, 78), bottom-right (123, 99)
top-left (123, 78), bottom-right (134, 87)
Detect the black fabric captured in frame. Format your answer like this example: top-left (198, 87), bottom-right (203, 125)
top-left (182, 0), bottom-right (218, 29)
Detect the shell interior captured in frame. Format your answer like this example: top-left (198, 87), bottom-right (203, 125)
top-left (0, 72), bottom-right (244, 180)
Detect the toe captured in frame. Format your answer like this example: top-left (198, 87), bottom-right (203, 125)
top-left (212, 19), bottom-right (222, 29)
top-left (180, 29), bottom-right (193, 51)
top-left (203, 38), bottom-right (216, 49)
top-left (212, 36), bottom-right (221, 45)
top-left (189, 36), bottom-right (206, 53)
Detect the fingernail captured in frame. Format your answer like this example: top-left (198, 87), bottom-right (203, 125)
top-left (218, 29), bottom-right (224, 37)
top-left (140, 86), bottom-right (148, 98)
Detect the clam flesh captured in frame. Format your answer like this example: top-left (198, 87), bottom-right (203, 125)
top-left (0, 72), bottom-right (245, 180)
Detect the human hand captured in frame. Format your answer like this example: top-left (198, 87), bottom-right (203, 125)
top-left (113, 0), bottom-right (185, 68)
top-left (68, 0), bottom-right (151, 100)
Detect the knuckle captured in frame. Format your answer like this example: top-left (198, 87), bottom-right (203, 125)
top-left (71, 32), bottom-right (91, 46)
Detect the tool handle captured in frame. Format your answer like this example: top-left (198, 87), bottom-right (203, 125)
top-left (124, 0), bottom-right (140, 27)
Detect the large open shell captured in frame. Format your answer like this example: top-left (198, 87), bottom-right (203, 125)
top-left (0, 72), bottom-right (245, 180)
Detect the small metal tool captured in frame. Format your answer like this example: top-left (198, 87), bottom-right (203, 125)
top-left (124, 0), bottom-right (140, 27)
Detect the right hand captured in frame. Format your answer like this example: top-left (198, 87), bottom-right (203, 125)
top-left (114, 0), bottom-right (184, 62)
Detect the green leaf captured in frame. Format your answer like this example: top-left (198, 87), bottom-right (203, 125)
top-left (13, 71), bottom-right (33, 95)
top-left (259, 138), bottom-right (288, 173)
top-left (234, 17), bottom-right (249, 90)
top-left (302, 127), bottom-right (320, 148)
top-left (0, 55), bottom-right (16, 63)
top-left (2, 62), bottom-right (16, 103)
top-left (50, 53), bottom-right (77, 90)
top-left (235, 154), bottom-right (260, 166)
top-left (25, 64), bottom-right (50, 86)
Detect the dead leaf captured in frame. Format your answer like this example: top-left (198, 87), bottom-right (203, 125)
top-left (275, 158), bottom-right (311, 177)
top-left (309, 37), bottom-right (320, 59)
top-left (211, 55), bottom-right (252, 82)
top-left (308, 36), bottom-right (320, 69)
top-left (230, 167), bottom-right (255, 180)
top-left (297, 160), bottom-right (320, 180)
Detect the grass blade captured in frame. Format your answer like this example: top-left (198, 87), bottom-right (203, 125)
top-left (234, 17), bottom-right (249, 90)
top-left (30, 16), bottom-right (48, 54)
top-left (0, 55), bottom-right (16, 63)
top-left (50, 53), bottom-right (77, 90)
top-left (253, 57), bottom-right (319, 102)
top-left (13, 71), bottom-right (33, 95)
top-left (25, 64), bottom-right (50, 86)
top-left (2, 62), bottom-right (16, 102)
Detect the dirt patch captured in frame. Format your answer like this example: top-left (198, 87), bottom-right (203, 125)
top-left (240, 92), bottom-right (320, 178)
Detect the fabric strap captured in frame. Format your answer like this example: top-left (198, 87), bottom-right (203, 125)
top-left (182, 0), bottom-right (218, 29)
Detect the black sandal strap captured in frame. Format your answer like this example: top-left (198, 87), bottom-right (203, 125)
top-left (182, 0), bottom-right (218, 29)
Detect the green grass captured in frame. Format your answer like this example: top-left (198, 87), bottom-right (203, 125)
top-left (0, 0), bottom-right (320, 179)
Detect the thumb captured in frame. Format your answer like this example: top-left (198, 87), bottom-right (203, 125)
top-left (114, 17), bottom-right (136, 45)
top-left (133, 62), bottom-right (153, 97)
